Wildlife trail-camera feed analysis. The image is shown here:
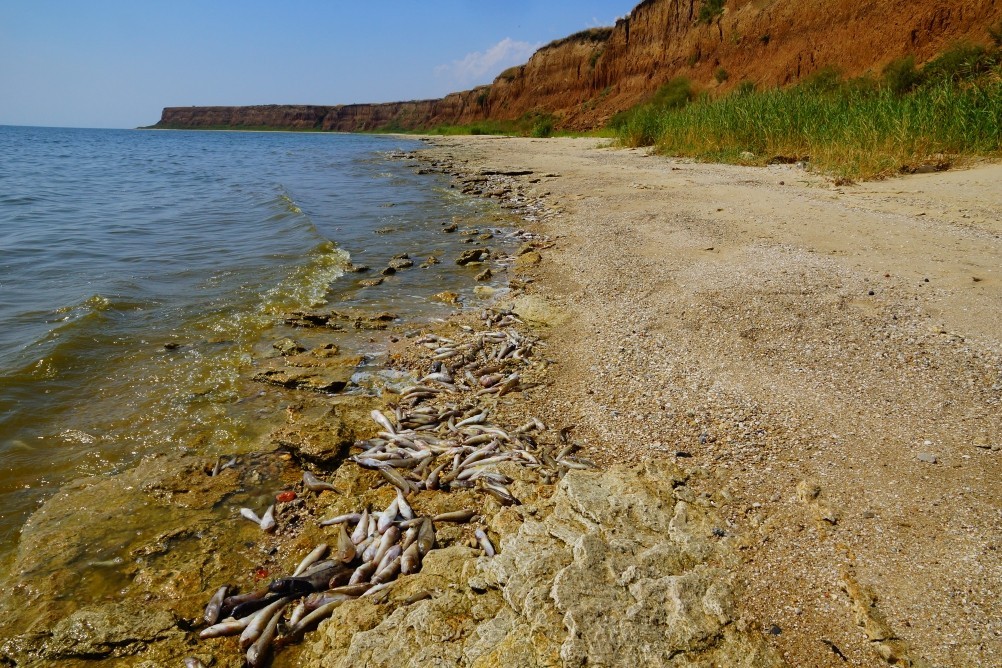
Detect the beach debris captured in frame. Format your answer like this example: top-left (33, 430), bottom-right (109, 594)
top-left (198, 308), bottom-right (585, 663)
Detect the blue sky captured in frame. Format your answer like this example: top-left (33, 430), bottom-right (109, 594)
top-left (0, 1), bottom-right (638, 128)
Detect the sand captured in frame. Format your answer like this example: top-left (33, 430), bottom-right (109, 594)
top-left (418, 136), bottom-right (1001, 667)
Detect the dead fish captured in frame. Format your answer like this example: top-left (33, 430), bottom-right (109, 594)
top-left (416, 518), bottom-right (435, 557)
top-left (319, 512), bottom-right (362, 527)
top-left (377, 498), bottom-right (399, 534)
top-left (239, 507), bottom-right (262, 525)
top-left (370, 409), bottom-right (396, 434)
top-left (371, 555), bottom-right (401, 584)
top-left (199, 616), bottom-right (249, 639)
top-left (221, 587), bottom-right (269, 613)
top-left (269, 563), bottom-right (345, 596)
top-left (203, 585), bottom-right (228, 625)
top-left (403, 590), bottom-right (434, 605)
top-left (362, 581), bottom-right (393, 598)
top-left (351, 508), bottom-right (370, 544)
top-left (376, 545), bottom-right (402, 573)
top-left (349, 559), bottom-right (378, 585)
top-left (432, 509), bottom-right (476, 523)
top-left (245, 602), bottom-right (282, 668)
top-left (288, 597), bottom-right (350, 638)
top-left (231, 593), bottom-right (284, 619)
top-left (371, 526), bottom-right (400, 566)
top-left (379, 467), bottom-right (416, 494)
top-left (292, 543), bottom-right (329, 577)
top-left (184, 658), bottom-right (208, 668)
top-left (260, 504), bottom-right (277, 533)
top-left (481, 482), bottom-right (519, 506)
top-left (239, 596), bottom-right (290, 649)
top-left (400, 542), bottom-right (421, 575)
top-left (455, 412), bottom-right (487, 428)
top-left (396, 489), bottom-right (414, 520)
top-left (287, 600), bottom-right (307, 628)
top-left (328, 582), bottom-right (372, 597)
top-left (303, 471), bottom-right (341, 494)
top-left (336, 524), bottom-right (356, 563)
top-left (475, 528), bottom-right (496, 557)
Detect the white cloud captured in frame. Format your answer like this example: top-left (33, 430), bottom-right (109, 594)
top-left (435, 38), bottom-right (540, 88)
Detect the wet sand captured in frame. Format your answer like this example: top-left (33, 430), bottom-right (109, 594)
top-left (416, 136), bottom-right (1001, 667)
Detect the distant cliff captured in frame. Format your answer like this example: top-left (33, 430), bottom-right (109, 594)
top-left (153, 0), bottom-right (1002, 132)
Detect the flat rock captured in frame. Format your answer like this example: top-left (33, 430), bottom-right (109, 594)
top-left (311, 461), bottom-right (784, 667)
top-left (457, 248), bottom-right (490, 265)
top-left (514, 251), bottom-right (541, 269)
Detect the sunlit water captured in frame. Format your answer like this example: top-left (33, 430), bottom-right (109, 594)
top-left (0, 126), bottom-right (508, 559)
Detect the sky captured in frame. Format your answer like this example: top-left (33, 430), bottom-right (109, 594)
top-left (0, 1), bottom-right (638, 129)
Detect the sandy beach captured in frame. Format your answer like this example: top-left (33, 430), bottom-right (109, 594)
top-left (416, 136), bottom-right (1002, 667)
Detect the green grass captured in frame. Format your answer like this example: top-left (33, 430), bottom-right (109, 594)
top-left (615, 43), bottom-right (1002, 180)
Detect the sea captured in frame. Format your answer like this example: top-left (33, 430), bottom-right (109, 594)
top-left (0, 125), bottom-right (509, 566)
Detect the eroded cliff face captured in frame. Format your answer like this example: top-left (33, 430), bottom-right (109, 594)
top-left (153, 0), bottom-right (1002, 132)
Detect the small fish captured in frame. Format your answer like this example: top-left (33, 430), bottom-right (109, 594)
top-left (400, 541), bottom-right (421, 575)
top-left (371, 526), bottom-right (400, 566)
top-left (432, 509), bottom-right (476, 523)
top-left (376, 544), bottom-right (402, 573)
top-left (245, 603), bottom-right (282, 668)
top-left (371, 556), bottom-right (401, 584)
top-left (370, 409), bottom-right (396, 434)
top-left (336, 524), bottom-right (356, 563)
top-left (184, 658), bottom-right (208, 668)
top-left (396, 489), bottom-right (414, 520)
top-left (240, 508), bottom-right (262, 525)
top-left (199, 616), bottom-right (248, 639)
top-left (377, 498), bottom-right (399, 534)
top-left (475, 528), bottom-right (496, 557)
top-left (319, 512), bottom-right (362, 527)
top-left (303, 471), bottom-right (341, 493)
top-left (292, 543), bottom-right (329, 577)
top-left (289, 597), bottom-right (350, 638)
top-left (239, 596), bottom-right (290, 649)
top-left (351, 508), bottom-right (370, 544)
top-left (260, 504), bottom-right (277, 533)
top-left (203, 585), bottom-right (228, 625)
top-left (349, 560), bottom-right (378, 585)
top-left (403, 590), bottom-right (434, 605)
top-left (416, 518), bottom-right (435, 557)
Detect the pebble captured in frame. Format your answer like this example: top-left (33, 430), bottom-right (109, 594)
top-left (916, 452), bottom-right (938, 464)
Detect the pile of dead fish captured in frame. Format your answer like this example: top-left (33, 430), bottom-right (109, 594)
top-left (350, 307), bottom-right (592, 499)
top-left (193, 308), bottom-right (590, 666)
top-left (197, 499), bottom-right (486, 667)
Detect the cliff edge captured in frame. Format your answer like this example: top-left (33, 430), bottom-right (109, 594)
top-left (153, 0), bottom-right (1002, 131)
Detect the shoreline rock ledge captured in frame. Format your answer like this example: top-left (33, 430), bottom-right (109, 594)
top-left (309, 460), bottom-right (785, 668)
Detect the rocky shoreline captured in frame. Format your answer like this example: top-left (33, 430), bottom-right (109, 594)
top-left (3, 135), bottom-right (998, 667)
top-left (0, 140), bottom-right (784, 668)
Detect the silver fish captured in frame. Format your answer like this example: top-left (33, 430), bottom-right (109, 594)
top-left (239, 596), bottom-right (289, 649)
top-left (400, 542), bottom-right (421, 575)
top-left (245, 603), bottom-right (282, 668)
top-left (371, 555), bottom-right (401, 584)
top-left (240, 508), bottom-right (262, 525)
top-left (260, 504), bottom-right (277, 533)
top-left (292, 543), bottom-right (329, 577)
top-left (370, 409), bottom-right (396, 434)
top-left (199, 616), bottom-right (248, 639)
top-left (203, 585), bottom-right (228, 625)
top-left (377, 498), bottom-right (399, 534)
top-left (303, 471), bottom-right (341, 493)
top-left (319, 512), bottom-right (362, 527)
top-left (432, 509), bottom-right (476, 523)
top-left (351, 508), bottom-right (370, 544)
top-left (336, 524), bottom-right (356, 563)
top-left (475, 528), bottom-right (496, 557)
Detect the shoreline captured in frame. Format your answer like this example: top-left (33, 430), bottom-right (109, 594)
top-left (1, 135), bottom-right (998, 667)
top-left (414, 135), bottom-right (1001, 667)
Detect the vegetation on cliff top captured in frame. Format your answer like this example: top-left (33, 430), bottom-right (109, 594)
top-left (614, 40), bottom-right (1002, 180)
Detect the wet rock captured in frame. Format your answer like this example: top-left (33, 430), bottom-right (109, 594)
top-left (514, 251), bottom-right (541, 269)
top-left (273, 396), bottom-right (382, 466)
top-left (420, 255), bottom-right (440, 268)
top-left (474, 286), bottom-right (496, 299)
top-left (478, 232), bottom-right (494, 241)
top-left (432, 291), bottom-right (461, 306)
top-left (381, 266), bottom-right (397, 276)
top-left (443, 223), bottom-right (458, 233)
top-left (475, 268), bottom-right (493, 282)
top-left (253, 355), bottom-right (362, 394)
top-left (389, 258), bottom-right (414, 270)
top-left (457, 248), bottom-right (490, 266)
top-left (284, 311), bottom-right (346, 330)
top-left (359, 277), bottom-right (384, 287)
top-left (349, 264), bottom-right (371, 273)
top-left (45, 601), bottom-right (182, 660)
top-left (273, 337), bottom-right (306, 356)
top-left (311, 462), bottom-right (783, 668)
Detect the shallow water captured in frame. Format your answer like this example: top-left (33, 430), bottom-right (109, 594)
top-left (0, 126), bottom-right (509, 559)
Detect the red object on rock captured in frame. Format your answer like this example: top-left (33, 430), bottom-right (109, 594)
top-left (276, 490), bottom-right (296, 503)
